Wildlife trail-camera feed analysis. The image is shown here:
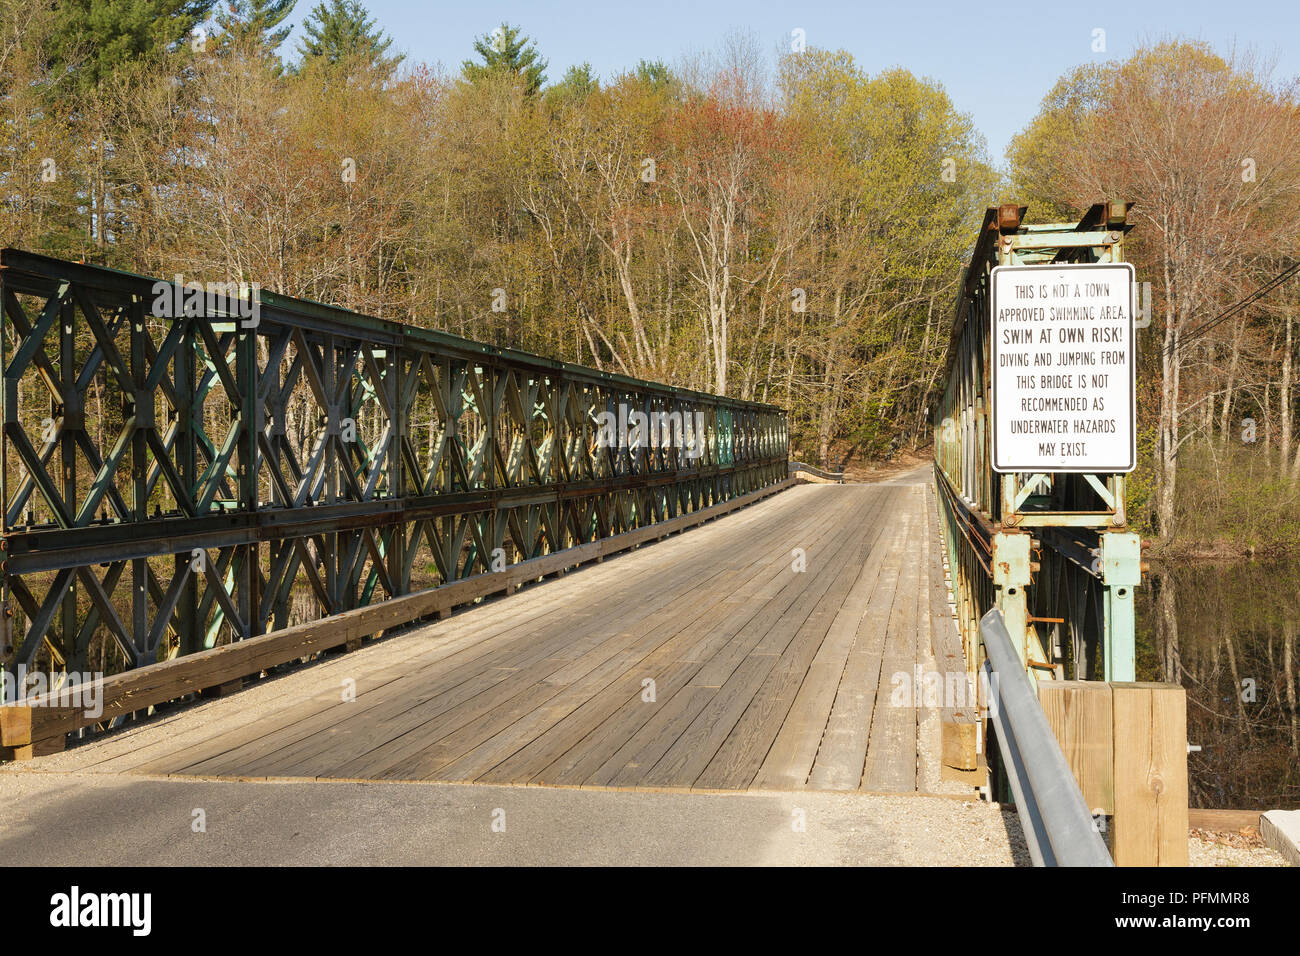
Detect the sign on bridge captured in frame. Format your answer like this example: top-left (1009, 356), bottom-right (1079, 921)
top-left (990, 263), bottom-right (1136, 474)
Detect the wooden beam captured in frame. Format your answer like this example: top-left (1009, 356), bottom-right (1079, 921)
top-left (1039, 680), bottom-right (1114, 815)
top-left (1110, 682), bottom-right (1188, 866)
top-left (1188, 808), bottom-right (1263, 831)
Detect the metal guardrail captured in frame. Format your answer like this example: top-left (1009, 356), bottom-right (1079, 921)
top-left (980, 608), bottom-right (1113, 867)
top-left (787, 461), bottom-right (845, 483)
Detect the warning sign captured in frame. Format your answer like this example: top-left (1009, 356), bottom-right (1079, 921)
top-left (991, 263), bottom-right (1136, 473)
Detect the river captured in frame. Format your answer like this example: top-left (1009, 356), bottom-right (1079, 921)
top-left (1138, 561), bottom-right (1300, 810)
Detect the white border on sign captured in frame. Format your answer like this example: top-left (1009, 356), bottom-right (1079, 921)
top-left (989, 262), bottom-right (1137, 474)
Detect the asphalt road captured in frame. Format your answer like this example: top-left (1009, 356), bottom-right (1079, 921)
top-left (0, 771), bottom-right (1028, 866)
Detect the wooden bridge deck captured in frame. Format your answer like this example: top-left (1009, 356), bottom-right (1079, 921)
top-left (42, 471), bottom-right (964, 793)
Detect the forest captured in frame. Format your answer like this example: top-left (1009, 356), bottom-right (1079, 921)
top-left (4, 0), bottom-right (1300, 550)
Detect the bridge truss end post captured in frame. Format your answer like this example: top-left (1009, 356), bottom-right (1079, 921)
top-left (991, 530), bottom-right (1038, 677)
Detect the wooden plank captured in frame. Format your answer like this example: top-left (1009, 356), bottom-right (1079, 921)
top-left (595, 686), bottom-right (717, 787)
top-left (124, 492), bottom-right (807, 776)
top-left (410, 650), bottom-right (655, 782)
top-left (636, 496), bottom-right (879, 788)
top-left (408, 494), bottom-right (852, 783)
top-left (532, 562), bottom-right (808, 786)
top-left (1111, 682), bottom-right (1189, 867)
top-left (696, 491), bottom-right (895, 789)
top-left (36, 482), bottom-right (944, 802)
top-left (476, 499), bottom-right (833, 785)
top-left (80, 585), bottom-right (585, 774)
top-left (585, 492), bottom-right (874, 788)
top-left (861, 508), bottom-right (922, 792)
top-left (481, 660), bottom-right (702, 785)
top-left (200, 555), bottom-right (735, 777)
top-left (924, 482), bottom-right (978, 770)
top-left (805, 498), bottom-right (909, 790)
top-left (303, 492), bottom-right (827, 781)
top-left (1187, 808), bottom-right (1264, 830)
top-left (126, 583), bottom-right (615, 775)
top-left (1039, 680), bottom-right (1114, 815)
top-left (749, 491), bottom-right (897, 790)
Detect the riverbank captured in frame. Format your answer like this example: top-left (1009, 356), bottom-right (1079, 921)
top-left (1145, 539), bottom-right (1300, 561)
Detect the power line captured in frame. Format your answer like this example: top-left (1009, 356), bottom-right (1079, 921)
top-left (1168, 258), bottom-right (1300, 356)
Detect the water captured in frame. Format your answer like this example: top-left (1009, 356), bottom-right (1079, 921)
top-left (1137, 561), bottom-right (1300, 810)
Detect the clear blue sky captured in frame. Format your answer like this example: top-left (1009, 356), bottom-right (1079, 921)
top-left (285, 0), bottom-right (1300, 163)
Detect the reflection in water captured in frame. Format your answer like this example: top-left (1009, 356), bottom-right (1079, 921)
top-left (1138, 562), bottom-right (1299, 810)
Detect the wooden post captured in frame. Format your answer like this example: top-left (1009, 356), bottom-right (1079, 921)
top-left (1110, 682), bottom-right (1188, 866)
top-left (1042, 680), bottom-right (1187, 866)
top-left (0, 704), bottom-right (66, 759)
top-left (1039, 680), bottom-right (1114, 815)
top-left (0, 704), bottom-right (32, 760)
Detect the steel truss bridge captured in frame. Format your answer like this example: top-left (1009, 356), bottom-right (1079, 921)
top-left (933, 202), bottom-right (1141, 686)
top-left (0, 248), bottom-right (786, 686)
top-left (0, 215), bottom-right (1179, 867)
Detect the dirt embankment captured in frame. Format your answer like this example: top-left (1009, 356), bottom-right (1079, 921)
top-left (836, 448), bottom-right (934, 483)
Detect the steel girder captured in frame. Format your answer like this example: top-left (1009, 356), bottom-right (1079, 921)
top-left (0, 249), bottom-right (788, 681)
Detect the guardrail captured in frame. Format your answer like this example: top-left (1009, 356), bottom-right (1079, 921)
top-left (981, 608), bottom-right (1113, 867)
top-left (788, 461), bottom-right (845, 483)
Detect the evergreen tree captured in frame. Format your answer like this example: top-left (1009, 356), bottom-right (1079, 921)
top-left (634, 59), bottom-right (674, 94)
top-left (47, 0), bottom-right (217, 89)
top-left (546, 62), bottom-right (598, 105)
top-left (216, 0), bottom-right (297, 53)
top-left (463, 22), bottom-right (548, 97)
top-left (295, 0), bottom-right (402, 75)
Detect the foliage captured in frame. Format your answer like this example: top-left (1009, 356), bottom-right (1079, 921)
top-left (295, 0), bottom-right (401, 76)
top-left (1008, 40), bottom-right (1300, 546)
top-left (462, 22), bottom-right (548, 98)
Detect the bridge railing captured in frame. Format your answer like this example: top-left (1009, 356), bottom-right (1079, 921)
top-left (0, 249), bottom-right (789, 699)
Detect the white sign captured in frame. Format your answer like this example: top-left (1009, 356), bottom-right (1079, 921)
top-left (991, 263), bottom-right (1135, 473)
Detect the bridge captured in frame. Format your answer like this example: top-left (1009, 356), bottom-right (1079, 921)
top-left (0, 206), bottom-right (1188, 867)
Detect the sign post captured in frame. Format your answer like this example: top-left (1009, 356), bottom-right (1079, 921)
top-left (990, 263), bottom-right (1136, 474)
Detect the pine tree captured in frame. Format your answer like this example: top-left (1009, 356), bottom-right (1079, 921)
top-left (546, 63), bottom-right (597, 105)
top-left (462, 22), bottom-right (548, 97)
top-left (216, 0), bottom-right (297, 53)
top-left (295, 0), bottom-right (402, 75)
top-left (634, 59), bottom-right (675, 95)
top-left (47, 0), bottom-right (217, 89)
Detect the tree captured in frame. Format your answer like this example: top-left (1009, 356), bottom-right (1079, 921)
top-left (296, 0), bottom-right (402, 75)
top-left (0, 0), bottom-right (82, 255)
top-left (463, 22), bottom-right (547, 97)
top-left (1009, 42), bottom-right (1300, 537)
top-left (778, 51), bottom-right (995, 462)
top-left (546, 63), bottom-right (598, 106)
top-left (46, 0), bottom-right (215, 91)
top-left (633, 59), bottom-right (675, 94)
top-left (216, 0), bottom-right (297, 53)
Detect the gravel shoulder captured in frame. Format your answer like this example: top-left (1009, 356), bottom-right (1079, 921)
top-left (1189, 834), bottom-right (1289, 867)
